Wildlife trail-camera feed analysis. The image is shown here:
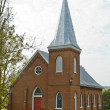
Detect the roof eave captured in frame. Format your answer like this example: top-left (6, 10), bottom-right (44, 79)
top-left (48, 45), bottom-right (81, 53)
top-left (17, 50), bottom-right (49, 76)
top-left (80, 84), bottom-right (104, 89)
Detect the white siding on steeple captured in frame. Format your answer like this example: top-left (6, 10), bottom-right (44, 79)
top-left (56, 56), bottom-right (63, 73)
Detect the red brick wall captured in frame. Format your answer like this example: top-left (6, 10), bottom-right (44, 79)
top-left (8, 48), bottom-right (103, 110)
top-left (47, 48), bottom-right (81, 110)
top-left (48, 48), bottom-right (80, 86)
top-left (80, 87), bottom-right (102, 110)
top-left (9, 53), bottom-right (48, 110)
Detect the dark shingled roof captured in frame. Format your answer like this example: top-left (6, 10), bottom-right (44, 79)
top-left (80, 66), bottom-right (103, 88)
top-left (48, 0), bottom-right (81, 52)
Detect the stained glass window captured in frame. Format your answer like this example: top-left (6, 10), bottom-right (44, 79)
top-left (35, 66), bottom-right (42, 75)
top-left (56, 92), bottom-right (62, 108)
top-left (34, 88), bottom-right (42, 96)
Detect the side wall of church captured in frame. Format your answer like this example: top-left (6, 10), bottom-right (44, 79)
top-left (80, 87), bottom-right (102, 110)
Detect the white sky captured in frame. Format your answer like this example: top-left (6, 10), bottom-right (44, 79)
top-left (10, 0), bottom-right (110, 86)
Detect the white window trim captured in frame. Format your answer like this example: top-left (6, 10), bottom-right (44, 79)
top-left (93, 94), bottom-right (96, 107)
top-left (56, 92), bottom-right (63, 109)
top-left (87, 94), bottom-right (89, 107)
top-left (34, 66), bottom-right (42, 75)
top-left (74, 92), bottom-right (77, 110)
top-left (74, 57), bottom-right (77, 74)
top-left (55, 108), bottom-right (63, 109)
top-left (99, 95), bottom-right (101, 106)
top-left (32, 87), bottom-right (42, 110)
top-left (56, 56), bottom-right (63, 73)
top-left (80, 106), bottom-right (83, 108)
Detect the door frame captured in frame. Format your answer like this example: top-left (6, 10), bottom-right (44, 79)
top-left (32, 87), bottom-right (42, 110)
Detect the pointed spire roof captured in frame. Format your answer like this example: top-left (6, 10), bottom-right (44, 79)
top-left (48, 0), bottom-right (81, 52)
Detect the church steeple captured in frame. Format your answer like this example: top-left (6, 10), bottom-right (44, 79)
top-left (48, 0), bottom-right (81, 52)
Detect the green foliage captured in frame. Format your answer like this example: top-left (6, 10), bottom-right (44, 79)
top-left (103, 89), bottom-right (110, 109)
top-left (0, 2), bottom-right (28, 109)
top-left (0, 1), bottom-right (42, 109)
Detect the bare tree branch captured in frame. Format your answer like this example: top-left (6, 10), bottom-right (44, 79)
top-left (0, 0), bottom-right (7, 16)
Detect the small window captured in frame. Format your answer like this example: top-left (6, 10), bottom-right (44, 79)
top-left (56, 92), bottom-right (63, 109)
top-left (34, 88), bottom-right (42, 96)
top-left (34, 88), bottom-right (42, 98)
top-left (74, 57), bottom-right (77, 73)
top-left (87, 94), bottom-right (89, 107)
top-left (99, 95), bottom-right (101, 106)
top-left (80, 93), bottom-right (83, 108)
top-left (34, 66), bottom-right (42, 75)
top-left (93, 94), bottom-right (96, 107)
top-left (56, 56), bottom-right (63, 73)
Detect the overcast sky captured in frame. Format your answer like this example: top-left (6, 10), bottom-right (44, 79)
top-left (10, 0), bottom-right (110, 86)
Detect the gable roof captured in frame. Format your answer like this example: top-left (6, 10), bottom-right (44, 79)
top-left (48, 0), bottom-right (81, 52)
top-left (38, 50), bottom-right (49, 63)
top-left (17, 50), bottom-right (49, 76)
top-left (19, 50), bottom-right (103, 89)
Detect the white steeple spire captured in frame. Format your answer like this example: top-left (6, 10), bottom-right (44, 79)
top-left (48, 0), bottom-right (81, 52)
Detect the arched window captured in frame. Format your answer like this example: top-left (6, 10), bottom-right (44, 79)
top-left (80, 93), bottom-right (83, 108)
top-left (34, 88), bottom-right (42, 96)
top-left (87, 94), bottom-right (89, 107)
top-left (74, 92), bottom-right (77, 110)
top-left (99, 95), bottom-right (101, 106)
top-left (32, 87), bottom-right (42, 110)
top-left (74, 57), bottom-right (77, 73)
top-left (56, 92), bottom-right (63, 109)
top-left (56, 56), bottom-right (63, 72)
top-left (93, 94), bottom-right (96, 107)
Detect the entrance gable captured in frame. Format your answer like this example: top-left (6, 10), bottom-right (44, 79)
top-left (11, 50), bottom-right (48, 88)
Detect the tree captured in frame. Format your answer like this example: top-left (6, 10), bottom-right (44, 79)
top-left (103, 89), bottom-right (110, 109)
top-left (0, 0), bottom-right (6, 16)
top-left (0, 0), bottom-right (42, 109)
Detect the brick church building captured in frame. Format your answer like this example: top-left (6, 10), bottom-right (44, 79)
top-left (8, 0), bottom-right (103, 110)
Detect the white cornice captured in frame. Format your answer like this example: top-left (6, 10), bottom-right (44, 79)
top-left (48, 45), bottom-right (81, 53)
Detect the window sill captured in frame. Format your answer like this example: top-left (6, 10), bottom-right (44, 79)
top-left (87, 106), bottom-right (90, 107)
top-left (55, 108), bottom-right (62, 109)
top-left (56, 72), bottom-right (63, 74)
top-left (80, 107), bottom-right (83, 108)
